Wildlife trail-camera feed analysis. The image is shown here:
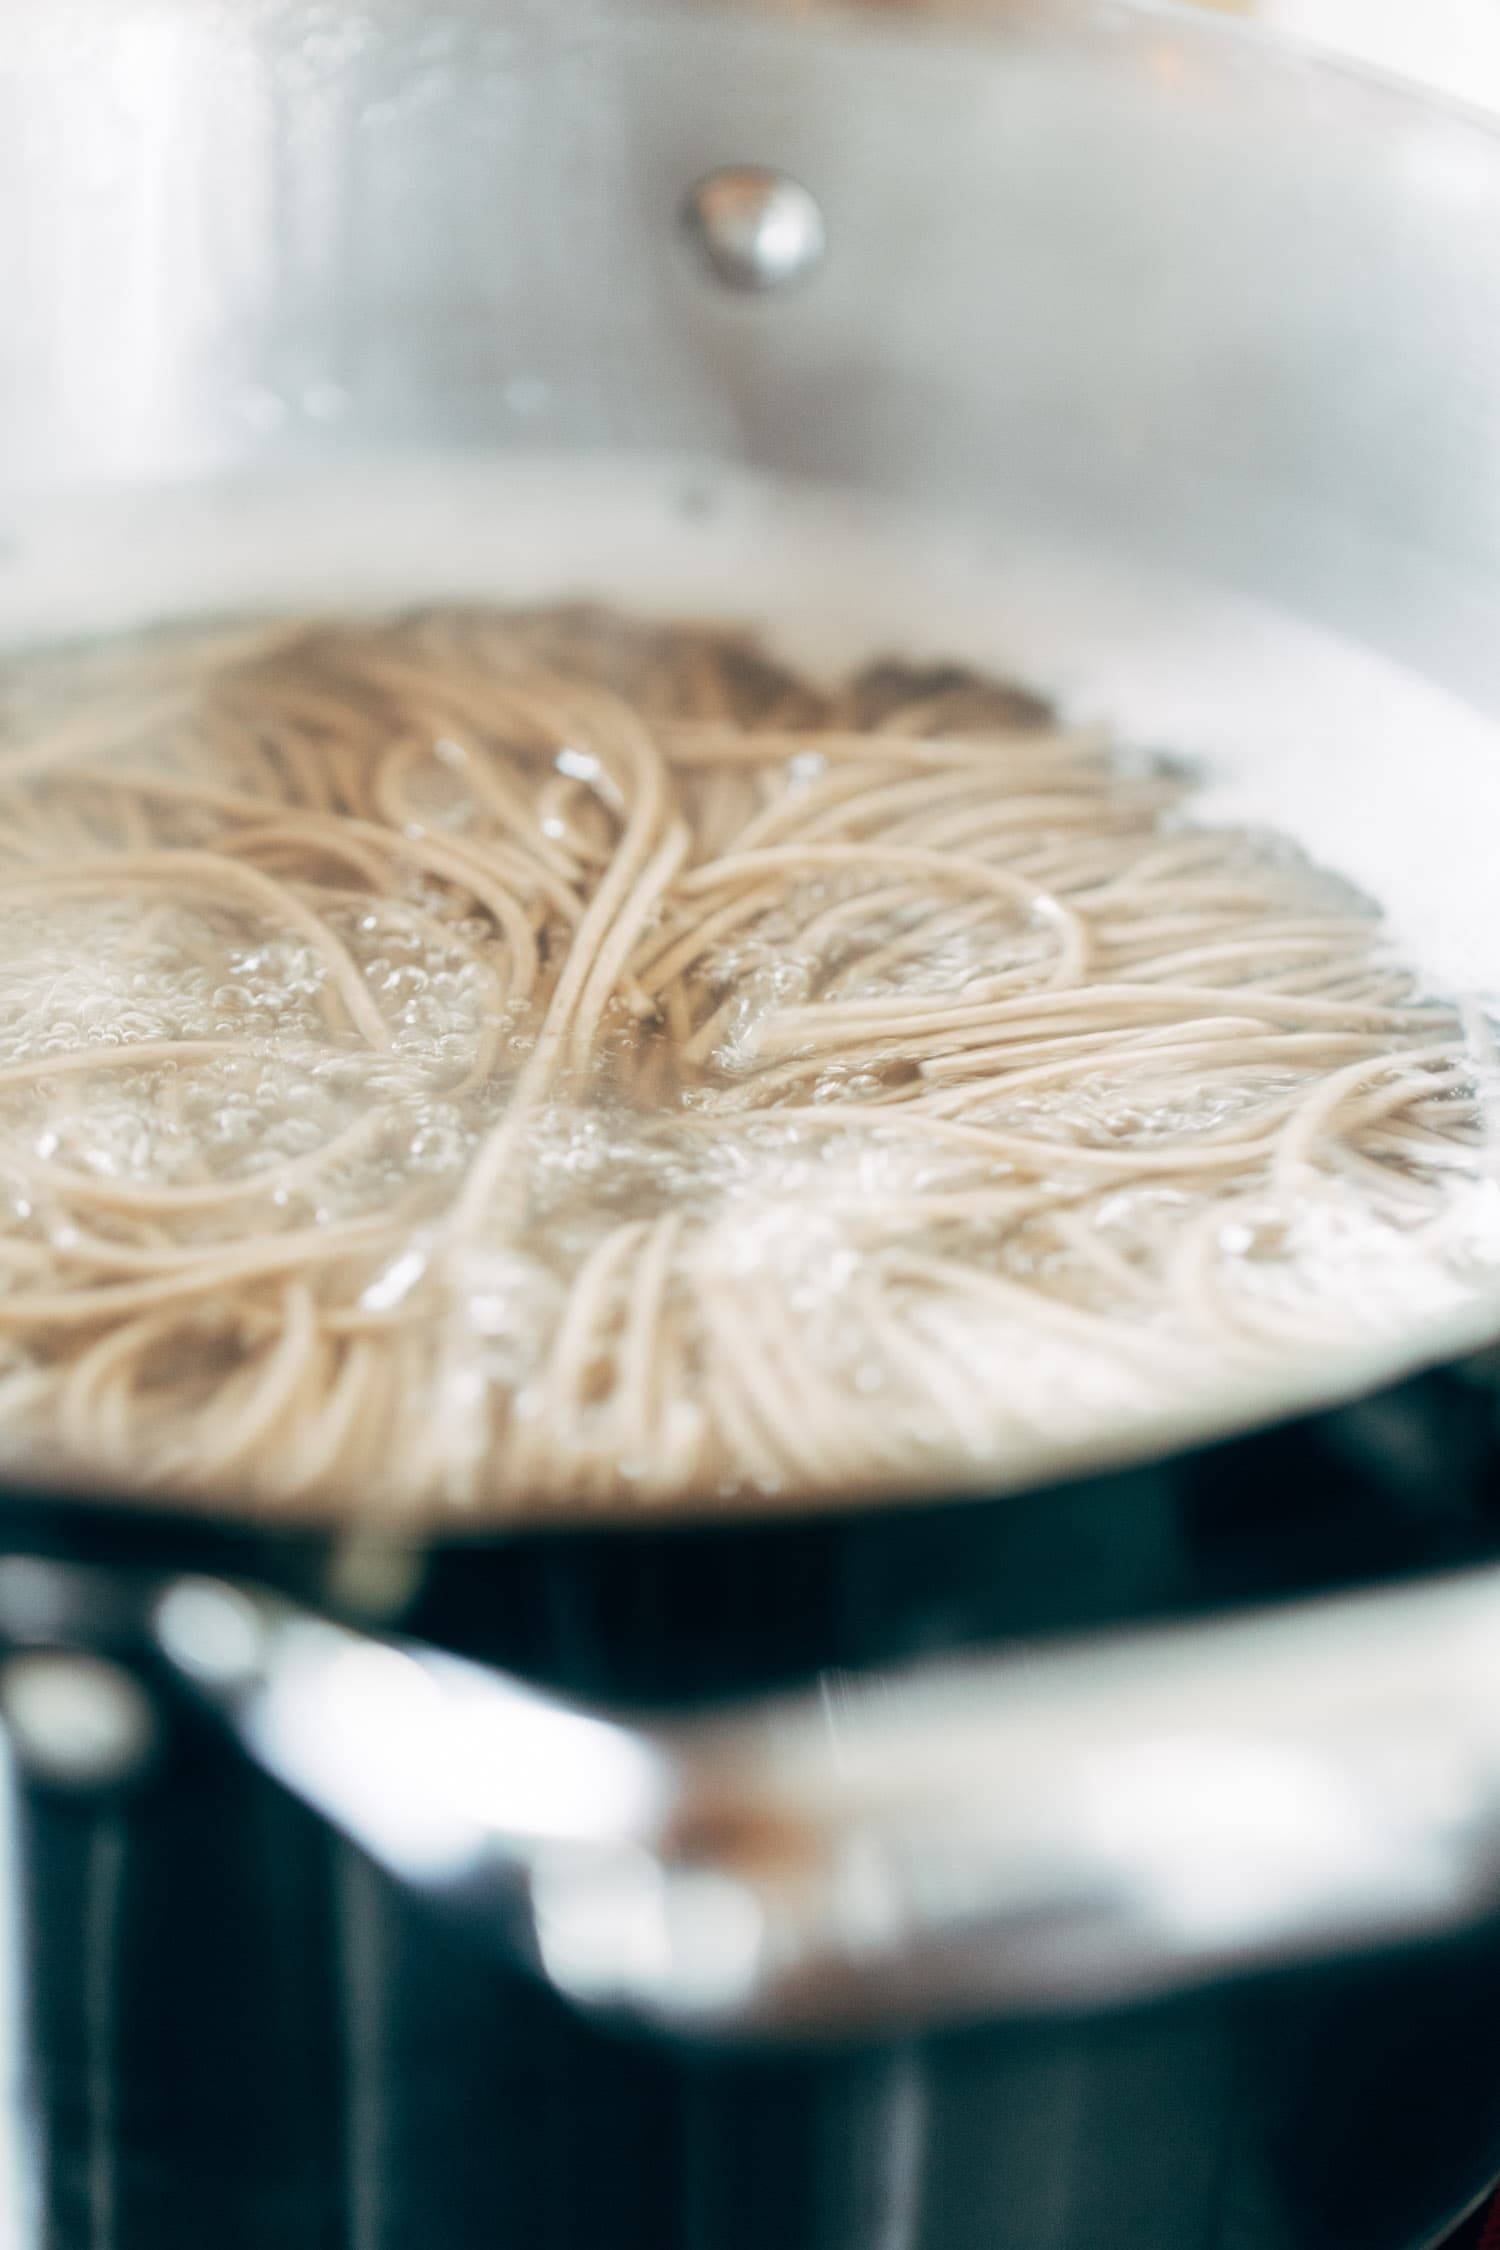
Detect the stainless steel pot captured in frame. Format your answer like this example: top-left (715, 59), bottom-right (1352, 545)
top-left (7, 2), bottom-right (1500, 2245)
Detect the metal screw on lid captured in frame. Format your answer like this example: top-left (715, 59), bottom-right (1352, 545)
top-left (682, 167), bottom-right (826, 292)
top-left (0, 1650), bottom-right (157, 1789)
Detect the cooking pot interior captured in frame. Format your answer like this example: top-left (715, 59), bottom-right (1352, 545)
top-left (8, 0), bottom-right (1500, 974)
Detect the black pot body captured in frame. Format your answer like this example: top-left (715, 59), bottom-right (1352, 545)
top-left (7, 1363), bottom-right (1500, 2250)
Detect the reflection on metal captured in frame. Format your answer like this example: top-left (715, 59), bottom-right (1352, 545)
top-left (155, 1578), bottom-right (269, 1689)
top-left (154, 1580), bottom-right (672, 1887)
top-left (323, 1533), bottom-right (426, 1623)
top-left (0, 1556), bottom-right (156, 1656)
top-left (0, 1556), bottom-right (106, 1647)
top-left (0, 1654), bottom-right (156, 1791)
top-left (0, 1727), bottom-right (41, 2245)
top-left (149, 1564), bottom-right (1500, 2039)
top-left (82, 1818), bottom-right (125, 2250)
top-left (335, 1845), bottom-right (391, 2250)
top-left (532, 1849), bottom-right (769, 2020)
top-left (682, 168), bottom-right (826, 292)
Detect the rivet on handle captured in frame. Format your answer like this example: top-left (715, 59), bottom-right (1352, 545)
top-left (682, 167), bottom-right (826, 293)
top-left (0, 1651), bottom-right (157, 1789)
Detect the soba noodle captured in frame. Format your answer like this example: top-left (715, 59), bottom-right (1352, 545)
top-left (0, 604), bottom-right (1492, 1520)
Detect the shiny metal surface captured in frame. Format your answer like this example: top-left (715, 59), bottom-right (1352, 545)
top-left (129, 1565), bottom-right (1500, 2035)
top-left (6, 0), bottom-right (1500, 706)
top-left (682, 166), bottom-right (827, 291)
top-left (0, 1655), bottom-right (156, 1793)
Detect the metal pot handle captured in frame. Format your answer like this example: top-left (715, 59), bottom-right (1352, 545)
top-left (9, 1555), bottom-right (1500, 2038)
top-left (146, 1565), bottom-right (1500, 2035)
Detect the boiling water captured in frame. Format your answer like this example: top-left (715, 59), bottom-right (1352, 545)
top-left (1, 457), bottom-right (1499, 1522)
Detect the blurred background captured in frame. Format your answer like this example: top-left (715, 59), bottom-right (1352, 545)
top-left (1193, 0), bottom-right (1500, 109)
top-left (820, 5), bottom-right (1500, 121)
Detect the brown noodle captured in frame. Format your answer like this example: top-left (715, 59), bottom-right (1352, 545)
top-left (0, 604), bottom-right (1489, 1521)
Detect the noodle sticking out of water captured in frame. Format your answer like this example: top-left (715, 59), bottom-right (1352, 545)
top-left (0, 603), bottom-right (1493, 1520)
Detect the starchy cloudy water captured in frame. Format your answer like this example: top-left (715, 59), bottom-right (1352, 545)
top-left (0, 571), bottom-right (1495, 1523)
